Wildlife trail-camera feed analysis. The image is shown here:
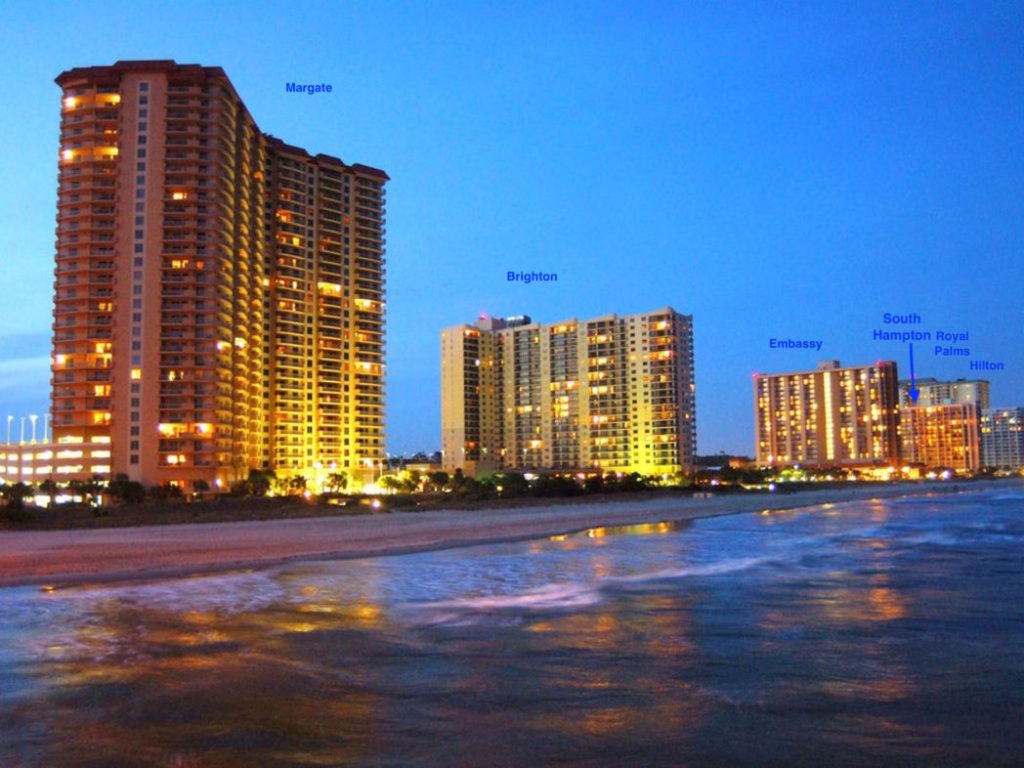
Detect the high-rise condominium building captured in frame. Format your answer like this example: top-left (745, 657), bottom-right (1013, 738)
top-left (441, 308), bottom-right (696, 478)
top-left (51, 61), bottom-right (386, 491)
top-left (754, 360), bottom-right (900, 468)
top-left (980, 408), bottom-right (1024, 470)
top-left (898, 377), bottom-right (990, 411)
top-left (901, 404), bottom-right (981, 472)
top-left (264, 138), bottom-right (386, 482)
top-left (896, 377), bottom-right (987, 471)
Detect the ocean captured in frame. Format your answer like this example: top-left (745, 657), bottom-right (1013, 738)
top-left (2, 487), bottom-right (1023, 766)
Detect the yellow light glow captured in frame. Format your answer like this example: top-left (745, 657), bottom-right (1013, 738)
top-left (131, 368), bottom-right (141, 380)
top-left (62, 149), bottom-right (74, 161)
top-left (317, 281), bottom-right (342, 296)
top-left (172, 191), bottom-right (187, 200)
top-left (63, 96), bottom-right (76, 108)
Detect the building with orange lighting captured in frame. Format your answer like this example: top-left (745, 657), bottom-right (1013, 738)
top-left (50, 61), bottom-right (387, 492)
top-left (900, 404), bottom-right (981, 473)
top-left (754, 360), bottom-right (901, 468)
top-left (441, 308), bottom-right (696, 479)
top-left (263, 138), bottom-right (387, 484)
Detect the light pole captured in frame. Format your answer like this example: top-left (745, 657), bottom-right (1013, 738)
top-left (29, 414), bottom-right (38, 444)
top-left (5, 415), bottom-right (11, 444)
top-left (43, 414), bottom-right (50, 444)
top-left (19, 416), bottom-right (26, 444)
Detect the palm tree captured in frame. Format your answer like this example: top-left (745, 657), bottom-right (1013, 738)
top-left (325, 472), bottom-right (348, 493)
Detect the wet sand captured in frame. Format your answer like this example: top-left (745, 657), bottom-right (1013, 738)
top-left (0, 482), bottom-right (986, 588)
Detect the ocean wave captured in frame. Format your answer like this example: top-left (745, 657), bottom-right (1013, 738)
top-left (990, 492), bottom-right (1024, 502)
top-left (608, 556), bottom-right (774, 587)
top-left (41, 570), bottom-right (286, 616)
top-left (404, 556), bottom-right (775, 627)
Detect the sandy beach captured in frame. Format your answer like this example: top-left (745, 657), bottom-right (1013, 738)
top-left (0, 482), bottom-right (998, 588)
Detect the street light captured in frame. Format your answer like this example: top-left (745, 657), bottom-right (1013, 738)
top-left (6, 415), bottom-right (12, 444)
top-left (29, 414), bottom-right (38, 444)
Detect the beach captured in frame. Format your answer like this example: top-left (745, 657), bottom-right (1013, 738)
top-left (0, 481), bottom-right (994, 589)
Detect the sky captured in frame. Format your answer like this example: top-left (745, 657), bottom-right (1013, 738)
top-left (0, 1), bottom-right (1022, 455)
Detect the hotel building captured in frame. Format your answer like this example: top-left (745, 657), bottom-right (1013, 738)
top-left (50, 61), bottom-right (387, 491)
top-left (980, 408), bottom-right (1024, 470)
top-left (897, 377), bottom-right (986, 472)
top-left (898, 377), bottom-right (990, 411)
top-left (901, 404), bottom-right (981, 472)
top-left (753, 360), bottom-right (901, 468)
top-left (441, 308), bottom-right (696, 479)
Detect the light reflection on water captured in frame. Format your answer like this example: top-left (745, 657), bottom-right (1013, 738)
top-left (2, 489), bottom-right (1024, 766)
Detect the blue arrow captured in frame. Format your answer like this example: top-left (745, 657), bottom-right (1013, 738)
top-left (908, 343), bottom-right (920, 403)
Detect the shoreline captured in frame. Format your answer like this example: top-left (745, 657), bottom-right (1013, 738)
top-left (0, 480), bottom-right (1017, 590)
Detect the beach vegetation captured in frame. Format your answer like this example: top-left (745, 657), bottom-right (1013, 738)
top-left (108, 474), bottom-right (147, 504)
top-left (325, 472), bottom-right (348, 493)
top-left (380, 475), bottom-right (404, 493)
top-left (489, 472), bottom-right (529, 498)
top-left (150, 483), bottom-right (184, 502)
top-left (1, 481), bottom-right (34, 521)
top-left (532, 474), bottom-right (583, 497)
top-left (400, 470), bottom-right (422, 493)
top-left (426, 471), bottom-right (450, 492)
top-left (68, 476), bottom-right (104, 506)
top-left (235, 468), bottom-right (275, 496)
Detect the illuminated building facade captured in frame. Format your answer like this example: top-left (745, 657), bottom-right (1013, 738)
top-left (264, 139), bottom-right (387, 484)
top-left (754, 360), bottom-right (901, 468)
top-left (898, 377), bottom-right (989, 411)
top-left (441, 308), bottom-right (696, 478)
top-left (980, 408), bottom-right (1024, 470)
top-left (901, 404), bottom-right (980, 472)
top-left (50, 61), bottom-right (387, 491)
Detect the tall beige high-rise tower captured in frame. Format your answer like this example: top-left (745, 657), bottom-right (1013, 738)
top-left (50, 61), bottom-right (387, 491)
top-left (441, 308), bottom-right (696, 479)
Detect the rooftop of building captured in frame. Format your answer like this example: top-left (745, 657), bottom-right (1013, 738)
top-left (55, 61), bottom-right (388, 181)
top-left (264, 136), bottom-right (388, 180)
top-left (753, 360), bottom-right (897, 378)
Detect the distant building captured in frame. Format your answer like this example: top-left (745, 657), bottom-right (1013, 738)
top-left (897, 377), bottom-right (987, 471)
top-left (980, 408), bottom-right (1024, 470)
top-left (899, 377), bottom-right (989, 411)
top-left (441, 308), bottom-right (696, 478)
top-left (901, 404), bottom-right (980, 472)
top-left (753, 360), bottom-right (900, 468)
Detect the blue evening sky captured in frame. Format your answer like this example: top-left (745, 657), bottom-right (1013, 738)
top-left (1, 1), bottom-right (1022, 455)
